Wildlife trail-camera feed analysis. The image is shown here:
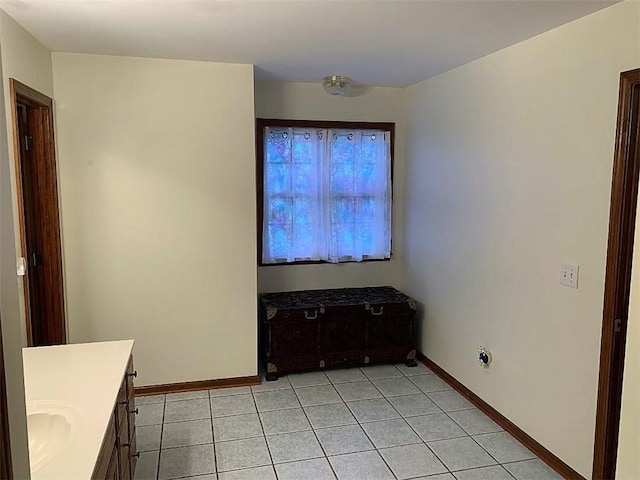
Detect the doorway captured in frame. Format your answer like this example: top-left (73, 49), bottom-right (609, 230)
top-left (592, 68), bottom-right (640, 479)
top-left (9, 79), bottom-right (66, 347)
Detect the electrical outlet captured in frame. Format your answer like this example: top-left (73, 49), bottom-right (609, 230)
top-left (478, 346), bottom-right (491, 367)
top-left (560, 263), bottom-right (579, 289)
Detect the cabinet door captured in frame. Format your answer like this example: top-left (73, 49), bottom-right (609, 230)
top-left (128, 426), bottom-right (138, 477)
top-left (92, 358), bottom-right (137, 480)
top-left (104, 445), bottom-right (119, 480)
top-left (92, 413), bottom-right (118, 480)
top-left (126, 403), bottom-right (137, 478)
top-left (117, 416), bottom-right (131, 480)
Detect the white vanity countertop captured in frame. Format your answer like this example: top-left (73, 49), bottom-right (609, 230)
top-left (23, 339), bottom-right (135, 480)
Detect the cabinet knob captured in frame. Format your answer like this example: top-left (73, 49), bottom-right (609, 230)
top-left (128, 371), bottom-right (138, 378)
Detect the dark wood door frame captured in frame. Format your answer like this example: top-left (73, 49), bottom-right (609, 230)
top-left (593, 68), bottom-right (640, 480)
top-left (9, 79), bottom-right (66, 346)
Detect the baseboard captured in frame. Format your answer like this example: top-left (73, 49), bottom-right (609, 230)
top-left (135, 375), bottom-right (261, 396)
top-left (417, 352), bottom-right (584, 480)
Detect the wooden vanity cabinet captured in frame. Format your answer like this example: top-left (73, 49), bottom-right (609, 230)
top-left (92, 356), bottom-right (138, 480)
top-left (93, 418), bottom-right (117, 479)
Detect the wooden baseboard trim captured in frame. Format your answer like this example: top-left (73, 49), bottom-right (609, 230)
top-left (135, 375), bottom-right (261, 396)
top-left (417, 352), bottom-right (584, 480)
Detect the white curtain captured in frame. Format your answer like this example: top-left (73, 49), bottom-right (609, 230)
top-left (262, 127), bottom-right (391, 264)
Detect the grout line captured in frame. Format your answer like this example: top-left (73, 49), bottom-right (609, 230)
top-left (448, 463), bottom-right (518, 479)
top-left (209, 391), bottom-right (252, 400)
top-left (249, 387), bottom-right (279, 479)
top-left (335, 374), bottom-right (403, 479)
top-left (214, 435), bottom-right (265, 444)
top-left (466, 433), bottom-right (529, 474)
top-left (416, 442), bottom-right (454, 475)
top-left (162, 417), bottom-right (213, 424)
top-left (208, 396), bottom-right (218, 477)
top-left (501, 458), bottom-right (541, 465)
top-left (152, 366), bottom-right (530, 480)
top-left (442, 410), bottom-right (504, 437)
top-left (289, 379), bottom-right (340, 480)
top-left (160, 441), bottom-right (214, 451)
top-left (134, 397), bottom-right (166, 405)
top-left (155, 398), bottom-right (167, 480)
top-left (406, 375), bottom-right (455, 396)
top-left (365, 375), bottom-right (461, 476)
top-left (156, 400), bottom-right (216, 477)
top-left (161, 396), bottom-right (211, 405)
top-left (499, 460), bottom-right (534, 480)
top-left (441, 410), bottom-right (475, 434)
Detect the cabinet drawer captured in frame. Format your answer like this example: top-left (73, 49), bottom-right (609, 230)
top-left (125, 356), bottom-right (135, 398)
top-left (117, 376), bottom-right (128, 429)
top-left (126, 396), bottom-right (136, 441)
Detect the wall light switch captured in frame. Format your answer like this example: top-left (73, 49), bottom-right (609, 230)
top-left (16, 257), bottom-right (26, 276)
top-left (561, 262), bottom-right (579, 289)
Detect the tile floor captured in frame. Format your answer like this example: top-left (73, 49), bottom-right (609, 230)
top-left (133, 363), bottom-right (563, 480)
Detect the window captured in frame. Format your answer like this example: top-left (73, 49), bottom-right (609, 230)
top-left (257, 119), bottom-right (394, 265)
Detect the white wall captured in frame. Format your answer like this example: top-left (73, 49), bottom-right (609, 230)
top-left (255, 81), bottom-right (405, 293)
top-left (402, 1), bottom-right (640, 477)
top-left (52, 53), bottom-right (257, 387)
top-left (0, 10), bottom-right (54, 477)
top-left (617, 194), bottom-right (640, 476)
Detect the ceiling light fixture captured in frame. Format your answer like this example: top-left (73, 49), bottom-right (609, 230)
top-left (323, 75), bottom-right (351, 96)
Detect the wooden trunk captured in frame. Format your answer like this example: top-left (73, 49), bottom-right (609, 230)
top-left (259, 286), bottom-right (417, 379)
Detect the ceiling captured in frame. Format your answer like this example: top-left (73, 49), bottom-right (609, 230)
top-left (0, 0), bottom-right (619, 87)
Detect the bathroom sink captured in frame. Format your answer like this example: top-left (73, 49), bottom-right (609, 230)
top-left (26, 401), bottom-right (80, 473)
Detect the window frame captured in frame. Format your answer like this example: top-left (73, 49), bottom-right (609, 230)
top-left (256, 118), bottom-right (395, 267)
